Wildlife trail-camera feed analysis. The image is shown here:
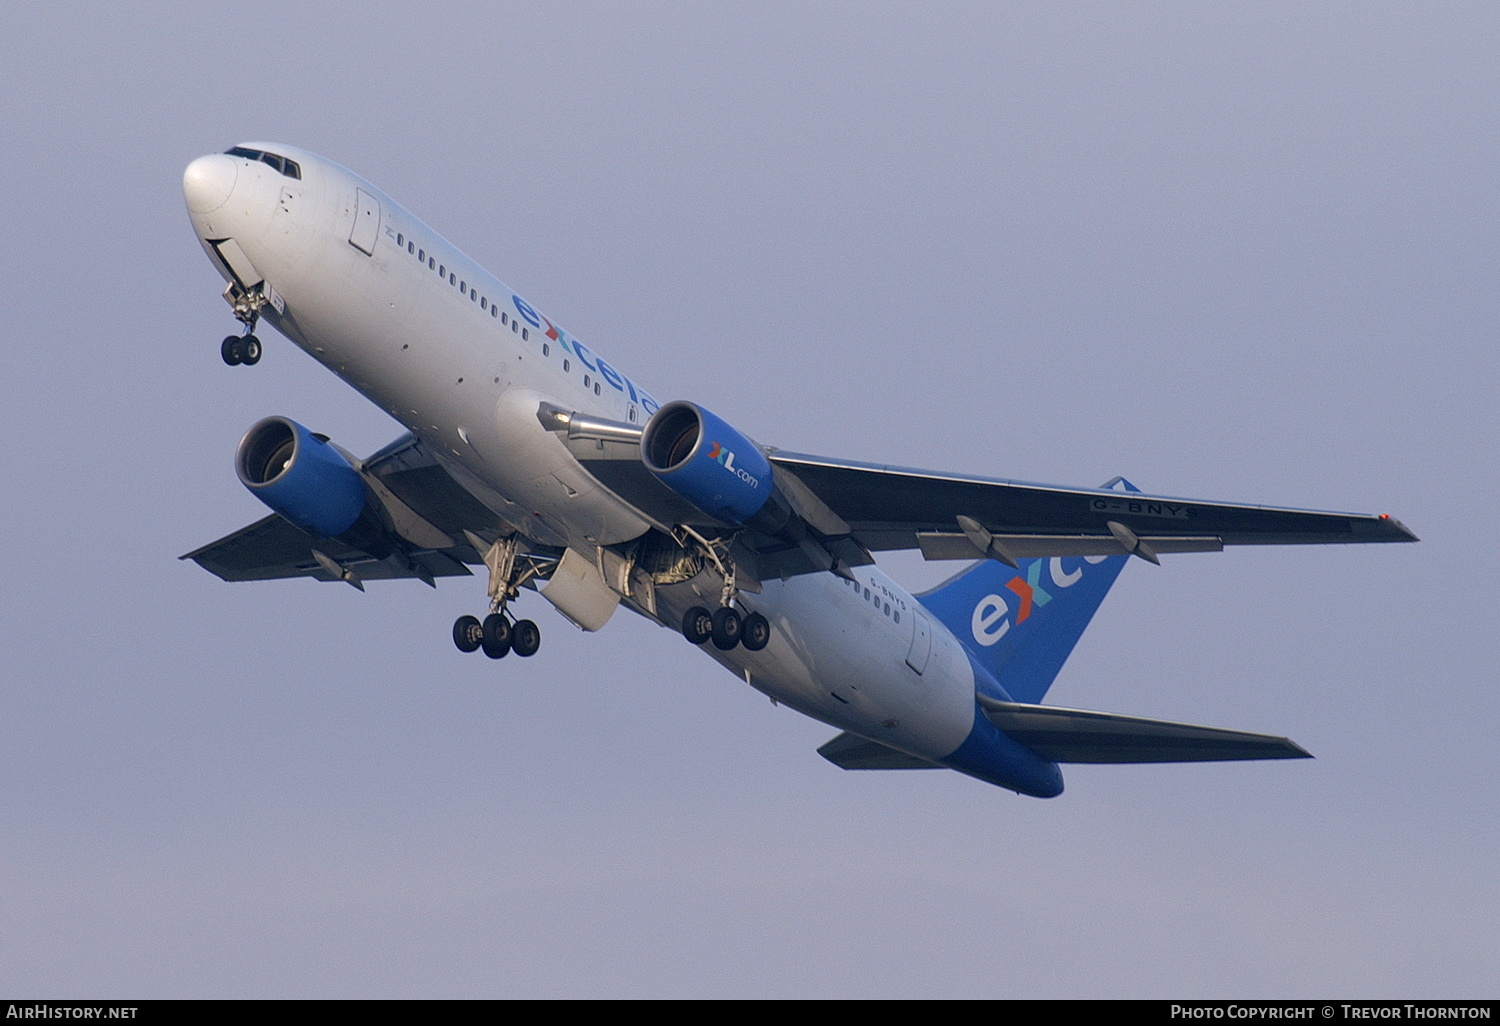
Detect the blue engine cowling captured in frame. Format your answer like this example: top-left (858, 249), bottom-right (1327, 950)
top-left (640, 401), bottom-right (782, 526)
top-left (236, 416), bottom-right (369, 538)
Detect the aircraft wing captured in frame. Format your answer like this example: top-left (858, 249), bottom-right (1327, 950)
top-left (763, 450), bottom-right (1418, 561)
top-left (181, 513), bottom-right (472, 586)
top-left (556, 408), bottom-right (1415, 581)
top-left (182, 432), bottom-right (485, 586)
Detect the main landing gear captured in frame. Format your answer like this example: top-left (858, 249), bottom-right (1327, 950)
top-left (671, 525), bottom-right (771, 653)
top-left (452, 612), bottom-right (541, 659)
top-left (451, 533), bottom-right (548, 661)
top-left (681, 604), bottom-right (770, 652)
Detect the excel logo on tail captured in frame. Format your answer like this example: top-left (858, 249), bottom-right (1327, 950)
top-left (971, 555), bottom-right (1107, 647)
top-left (707, 442), bottom-right (760, 488)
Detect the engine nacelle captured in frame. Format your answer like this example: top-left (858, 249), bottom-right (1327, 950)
top-left (236, 416), bottom-right (370, 538)
top-left (641, 401), bottom-right (784, 526)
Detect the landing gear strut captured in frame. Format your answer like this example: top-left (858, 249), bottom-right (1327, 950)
top-left (219, 282), bottom-right (268, 366)
top-left (673, 525), bottom-right (771, 653)
top-left (451, 533), bottom-right (550, 661)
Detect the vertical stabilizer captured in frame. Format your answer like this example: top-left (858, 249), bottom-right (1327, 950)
top-left (917, 481), bottom-right (1138, 704)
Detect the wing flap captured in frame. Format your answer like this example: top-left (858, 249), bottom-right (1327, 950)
top-left (361, 432), bottom-right (504, 539)
top-left (976, 695), bottom-right (1312, 763)
top-left (916, 531), bottom-right (1225, 561)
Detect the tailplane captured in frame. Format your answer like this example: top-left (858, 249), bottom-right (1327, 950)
top-left (913, 479), bottom-right (1315, 778)
top-left (975, 696), bottom-right (1311, 762)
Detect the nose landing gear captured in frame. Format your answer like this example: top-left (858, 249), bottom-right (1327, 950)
top-left (218, 281), bottom-right (271, 366)
top-left (221, 333), bottom-right (262, 366)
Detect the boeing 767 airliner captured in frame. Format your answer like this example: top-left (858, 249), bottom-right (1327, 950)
top-left (182, 142), bottom-right (1416, 796)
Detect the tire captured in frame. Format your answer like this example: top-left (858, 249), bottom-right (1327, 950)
top-left (481, 613), bottom-right (511, 659)
top-left (241, 334), bottom-right (262, 365)
top-left (452, 614), bottom-right (482, 653)
top-left (511, 619), bottom-right (541, 657)
top-left (682, 606), bottom-right (713, 645)
top-left (221, 335), bottom-right (242, 365)
top-left (741, 612), bottom-right (771, 652)
top-left (710, 606), bottom-right (743, 650)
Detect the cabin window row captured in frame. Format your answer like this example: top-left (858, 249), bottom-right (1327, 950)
top-left (391, 229), bottom-right (642, 415)
top-left (844, 576), bottom-right (901, 622)
top-left (395, 231), bottom-right (530, 341)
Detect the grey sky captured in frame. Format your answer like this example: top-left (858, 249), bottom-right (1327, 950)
top-left (1, 2), bottom-right (1494, 997)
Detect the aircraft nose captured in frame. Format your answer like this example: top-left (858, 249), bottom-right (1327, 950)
top-left (183, 154), bottom-right (237, 215)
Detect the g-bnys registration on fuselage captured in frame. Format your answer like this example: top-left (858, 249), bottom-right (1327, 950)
top-left (182, 143), bottom-right (1417, 797)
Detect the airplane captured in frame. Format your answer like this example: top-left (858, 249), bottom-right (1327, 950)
top-left (181, 142), bottom-right (1418, 797)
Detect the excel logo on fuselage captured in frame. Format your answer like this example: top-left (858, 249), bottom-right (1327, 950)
top-left (970, 555), bottom-right (1108, 647)
top-left (707, 441), bottom-right (760, 488)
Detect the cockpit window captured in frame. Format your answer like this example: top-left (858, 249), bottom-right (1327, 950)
top-left (224, 146), bottom-right (302, 180)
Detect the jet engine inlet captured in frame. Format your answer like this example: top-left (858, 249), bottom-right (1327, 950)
top-left (642, 402), bottom-right (703, 473)
top-left (641, 401), bottom-right (776, 525)
top-left (236, 416), bottom-right (369, 538)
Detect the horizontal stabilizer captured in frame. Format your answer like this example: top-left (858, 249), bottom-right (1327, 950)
top-left (818, 732), bottom-right (944, 770)
top-left (976, 694), bottom-right (1311, 763)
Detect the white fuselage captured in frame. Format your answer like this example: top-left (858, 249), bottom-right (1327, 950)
top-left (184, 143), bottom-right (984, 769)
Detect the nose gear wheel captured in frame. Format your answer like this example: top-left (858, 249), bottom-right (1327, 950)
top-left (217, 282), bottom-right (270, 366)
top-left (221, 334), bottom-right (261, 366)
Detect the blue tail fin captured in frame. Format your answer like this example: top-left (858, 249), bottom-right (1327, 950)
top-left (916, 480), bottom-right (1137, 704)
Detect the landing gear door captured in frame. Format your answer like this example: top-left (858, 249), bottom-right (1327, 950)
top-left (349, 188), bottom-right (380, 256)
top-left (906, 611), bottom-right (932, 675)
